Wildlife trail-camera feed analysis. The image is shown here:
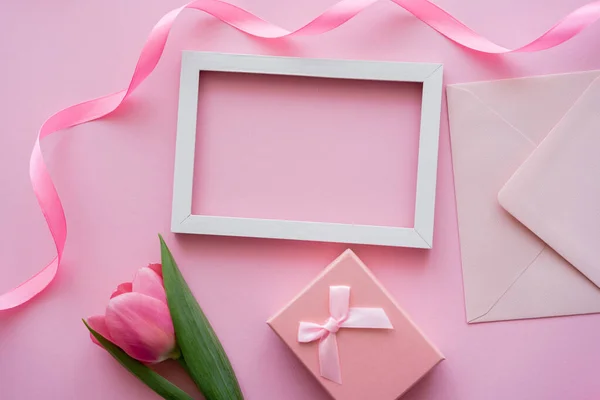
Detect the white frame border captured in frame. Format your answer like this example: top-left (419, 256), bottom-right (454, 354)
top-left (171, 52), bottom-right (443, 248)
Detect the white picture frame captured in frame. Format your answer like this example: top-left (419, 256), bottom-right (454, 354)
top-left (171, 52), bottom-right (443, 248)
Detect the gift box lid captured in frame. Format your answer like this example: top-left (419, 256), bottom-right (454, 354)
top-left (268, 249), bottom-right (444, 400)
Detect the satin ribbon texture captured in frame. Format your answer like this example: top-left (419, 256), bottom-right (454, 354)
top-left (4, 0), bottom-right (600, 310)
top-left (297, 286), bottom-right (393, 384)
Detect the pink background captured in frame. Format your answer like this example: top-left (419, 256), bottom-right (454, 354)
top-left (1, 1), bottom-right (600, 399)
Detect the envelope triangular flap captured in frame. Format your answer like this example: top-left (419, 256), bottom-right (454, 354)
top-left (453, 70), bottom-right (600, 145)
top-left (498, 76), bottom-right (600, 288)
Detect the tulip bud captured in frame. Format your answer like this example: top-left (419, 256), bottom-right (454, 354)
top-left (87, 264), bottom-right (178, 364)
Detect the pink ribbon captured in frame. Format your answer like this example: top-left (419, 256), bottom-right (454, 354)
top-left (3, 0), bottom-right (600, 310)
top-left (298, 286), bottom-right (393, 383)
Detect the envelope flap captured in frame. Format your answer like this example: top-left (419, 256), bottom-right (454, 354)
top-left (499, 76), bottom-right (600, 288)
top-left (457, 71), bottom-right (600, 145)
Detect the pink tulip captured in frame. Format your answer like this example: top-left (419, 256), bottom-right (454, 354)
top-left (87, 264), bottom-right (178, 364)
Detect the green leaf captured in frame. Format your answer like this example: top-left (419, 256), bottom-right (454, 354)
top-left (83, 320), bottom-right (193, 400)
top-left (159, 234), bottom-right (244, 400)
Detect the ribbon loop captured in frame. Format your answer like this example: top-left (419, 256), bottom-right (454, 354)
top-left (298, 321), bottom-right (328, 342)
top-left (297, 286), bottom-right (393, 384)
top-left (329, 285), bottom-right (350, 321)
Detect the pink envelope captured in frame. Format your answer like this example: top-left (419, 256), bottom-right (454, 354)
top-left (447, 70), bottom-right (600, 323)
top-left (267, 250), bottom-right (443, 399)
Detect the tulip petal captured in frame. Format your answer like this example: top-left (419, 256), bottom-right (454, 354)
top-left (133, 266), bottom-right (167, 304)
top-left (87, 315), bottom-right (113, 346)
top-left (105, 292), bottom-right (175, 363)
top-left (111, 282), bottom-right (133, 299)
top-left (148, 263), bottom-right (163, 278)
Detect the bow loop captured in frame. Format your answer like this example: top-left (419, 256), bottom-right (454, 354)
top-left (297, 286), bottom-right (393, 384)
top-left (329, 285), bottom-right (350, 321)
top-left (298, 321), bottom-right (328, 342)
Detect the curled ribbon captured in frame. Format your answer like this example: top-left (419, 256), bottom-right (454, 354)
top-left (3, 0), bottom-right (600, 310)
top-left (298, 286), bottom-right (393, 383)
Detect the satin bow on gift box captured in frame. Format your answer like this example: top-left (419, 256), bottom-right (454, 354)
top-left (298, 286), bottom-right (393, 384)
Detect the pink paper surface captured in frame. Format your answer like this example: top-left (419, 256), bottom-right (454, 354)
top-left (268, 250), bottom-right (443, 400)
top-left (1, 1), bottom-right (600, 400)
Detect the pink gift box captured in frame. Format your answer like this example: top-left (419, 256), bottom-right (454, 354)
top-left (268, 250), bottom-right (444, 400)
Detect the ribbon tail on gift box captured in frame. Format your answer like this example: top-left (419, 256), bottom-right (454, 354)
top-left (342, 308), bottom-right (394, 329)
top-left (319, 332), bottom-right (343, 384)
